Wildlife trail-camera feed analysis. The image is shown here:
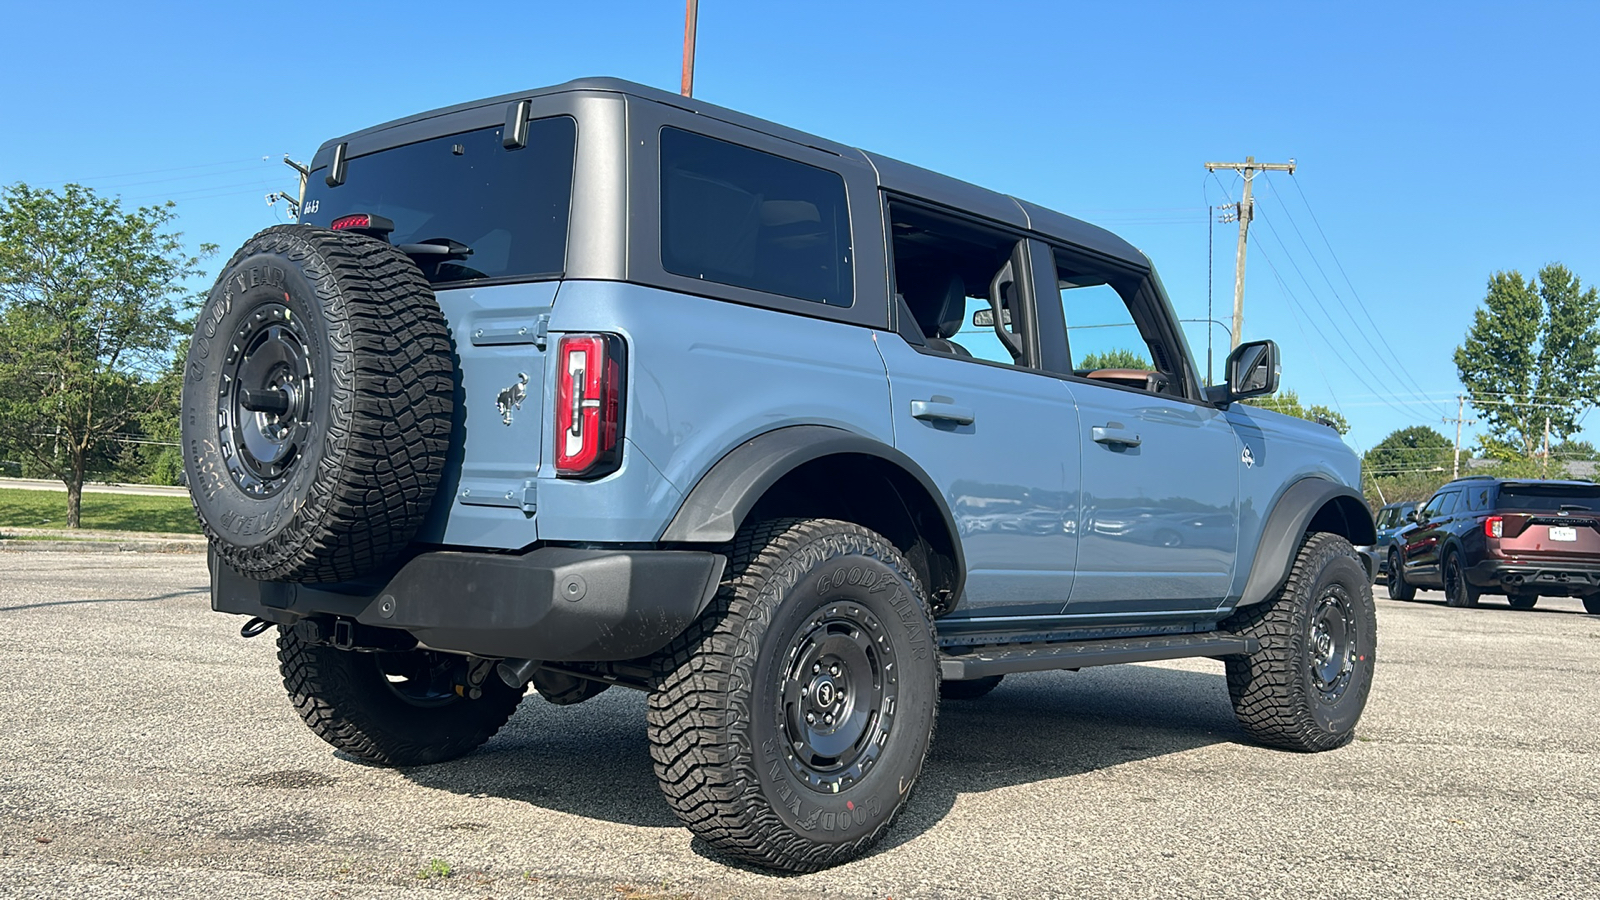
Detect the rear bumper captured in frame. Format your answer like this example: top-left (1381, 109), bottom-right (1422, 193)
top-left (211, 545), bottom-right (726, 661)
top-left (1465, 558), bottom-right (1600, 595)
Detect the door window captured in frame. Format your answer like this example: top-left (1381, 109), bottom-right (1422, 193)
top-left (887, 202), bottom-right (1031, 369)
top-left (1422, 491), bottom-right (1458, 519)
top-left (1051, 248), bottom-right (1182, 396)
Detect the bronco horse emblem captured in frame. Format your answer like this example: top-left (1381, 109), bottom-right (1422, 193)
top-left (495, 373), bottom-right (528, 426)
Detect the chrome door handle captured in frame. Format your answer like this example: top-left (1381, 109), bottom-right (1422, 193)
top-left (910, 400), bottom-right (975, 426)
top-left (1092, 424), bottom-right (1141, 447)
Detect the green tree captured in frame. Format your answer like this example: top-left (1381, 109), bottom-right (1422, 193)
top-left (1454, 264), bottom-right (1600, 457)
top-left (1078, 347), bottom-right (1150, 370)
top-left (1243, 389), bottom-right (1350, 435)
top-left (1363, 426), bottom-right (1454, 478)
top-left (0, 183), bottom-right (214, 526)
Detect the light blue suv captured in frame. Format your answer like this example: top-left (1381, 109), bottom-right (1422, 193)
top-left (184, 78), bottom-right (1377, 872)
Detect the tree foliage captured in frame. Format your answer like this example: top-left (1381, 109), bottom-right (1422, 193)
top-left (1242, 389), bottom-right (1349, 435)
top-left (1454, 264), bottom-right (1600, 456)
top-left (0, 183), bottom-right (214, 525)
top-left (1077, 347), bottom-right (1150, 370)
top-left (1363, 426), bottom-right (1454, 477)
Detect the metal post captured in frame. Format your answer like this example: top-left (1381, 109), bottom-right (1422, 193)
top-left (1454, 395), bottom-right (1463, 478)
top-left (1206, 204), bottom-right (1213, 384)
top-left (1205, 156), bottom-right (1296, 349)
top-left (681, 0), bottom-right (699, 98)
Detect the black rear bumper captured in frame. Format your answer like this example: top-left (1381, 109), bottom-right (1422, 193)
top-left (211, 545), bottom-right (726, 661)
top-left (1466, 558), bottom-right (1600, 595)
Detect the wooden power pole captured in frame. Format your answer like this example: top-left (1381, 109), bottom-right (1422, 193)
top-left (681, 0), bottom-right (699, 98)
top-left (1205, 156), bottom-right (1295, 349)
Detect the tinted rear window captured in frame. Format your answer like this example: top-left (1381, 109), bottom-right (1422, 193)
top-left (659, 127), bottom-right (853, 307)
top-left (1498, 483), bottom-right (1600, 511)
top-left (301, 117), bottom-right (576, 285)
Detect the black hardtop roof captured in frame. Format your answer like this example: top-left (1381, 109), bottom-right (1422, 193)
top-left (316, 77), bottom-right (1144, 266)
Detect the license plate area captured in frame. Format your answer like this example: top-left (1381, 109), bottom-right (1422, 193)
top-left (1548, 526), bottom-right (1577, 542)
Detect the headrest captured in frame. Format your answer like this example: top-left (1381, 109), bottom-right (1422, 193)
top-left (907, 272), bottom-right (967, 340)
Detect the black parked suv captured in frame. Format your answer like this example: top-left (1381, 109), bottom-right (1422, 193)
top-left (1372, 501), bottom-right (1417, 576)
top-left (1387, 477), bottom-right (1600, 611)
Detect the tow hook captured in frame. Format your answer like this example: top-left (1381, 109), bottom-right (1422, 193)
top-left (240, 617), bottom-right (273, 639)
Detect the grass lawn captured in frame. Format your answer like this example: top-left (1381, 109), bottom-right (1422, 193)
top-left (0, 487), bottom-right (200, 534)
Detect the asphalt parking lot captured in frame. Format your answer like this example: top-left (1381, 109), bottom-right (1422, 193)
top-left (3, 550), bottom-right (1597, 900)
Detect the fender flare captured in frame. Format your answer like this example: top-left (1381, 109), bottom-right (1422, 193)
top-left (1237, 477), bottom-right (1377, 607)
top-left (659, 425), bottom-right (965, 593)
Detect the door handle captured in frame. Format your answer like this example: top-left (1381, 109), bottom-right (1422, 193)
top-left (910, 400), bottom-right (975, 426)
top-left (1092, 424), bottom-right (1141, 447)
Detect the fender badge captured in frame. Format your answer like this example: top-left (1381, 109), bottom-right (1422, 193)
top-left (496, 373), bottom-right (528, 426)
top-left (1241, 446), bottom-right (1255, 468)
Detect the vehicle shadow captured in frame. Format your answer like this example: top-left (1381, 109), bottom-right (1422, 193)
top-left (399, 662), bottom-right (1240, 848)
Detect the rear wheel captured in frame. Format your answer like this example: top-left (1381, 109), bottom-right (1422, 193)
top-left (1507, 593), bottom-right (1539, 611)
top-left (1386, 548), bottom-right (1415, 601)
top-left (940, 675), bottom-right (1004, 700)
top-left (1222, 532), bottom-right (1376, 752)
top-left (1443, 552), bottom-right (1481, 608)
top-left (648, 518), bottom-right (939, 873)
top-left (276, 626), bottom-right (524, 766)
top-left (1584, 594), bottom-right (1600, 615)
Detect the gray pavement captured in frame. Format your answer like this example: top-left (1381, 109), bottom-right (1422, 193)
top-left (2, 550), bottom-right (1597, 899)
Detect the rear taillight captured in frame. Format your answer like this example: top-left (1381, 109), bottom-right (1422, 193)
top-left (1485, 516), bottom-right (1503, 538)
top-left (554, 333), bottom-right (626, 478)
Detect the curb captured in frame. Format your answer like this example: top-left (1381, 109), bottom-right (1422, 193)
top-left (0, 539), bottom-right (205, 554)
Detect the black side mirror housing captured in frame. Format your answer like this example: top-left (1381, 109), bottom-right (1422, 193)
top-left (1224, 340), bottom-right (1280, 402)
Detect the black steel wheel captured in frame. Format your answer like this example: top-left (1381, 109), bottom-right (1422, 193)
top-left (1386, 548), bottom-right (1416, 601)
top-left (1443, 553), bottom-right (1481, 608)
top-left (648, 518), bottom-right (939, 873)
top-left (217, 301), bottom-right (316, 499)
top-left (1223, 532), bottom-right (1377, 752)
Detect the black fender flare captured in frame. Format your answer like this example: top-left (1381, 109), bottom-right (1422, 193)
top-left (1237, 477), bottom-right (1377, 607)
top-left (659, 425), bottom-right (965, 595)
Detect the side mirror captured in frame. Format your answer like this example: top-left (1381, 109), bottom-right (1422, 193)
top-left (1408, 509), bottom-right (1424, 525)
top-left (972, 308), bottom-right (1011, 328)
top-left (1225, 339), bottom-right (1280, 401)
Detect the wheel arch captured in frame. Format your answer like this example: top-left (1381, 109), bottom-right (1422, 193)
top-left (660, 425), bottom-right (965, 610)
top-left (1236, 477), bottom-right (1377, 608)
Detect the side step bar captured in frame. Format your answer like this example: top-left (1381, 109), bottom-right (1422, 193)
top-left (938, 633), bottom-right (1257, 681)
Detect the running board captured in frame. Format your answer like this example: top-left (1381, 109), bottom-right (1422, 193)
top-left (938, 633), bottom-right (1257, 681)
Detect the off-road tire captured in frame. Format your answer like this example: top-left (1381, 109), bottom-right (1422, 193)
top-left (181, 225), bottom-right (453, 583)
top-left (1222, 532), bottom-right (1376, 752)
top-left (647, 518), bottom-right (940, 873)
top-left (1507, 593), bottom-right (1539, 611)
top-left (1583, 594), bottom-right (1600, 616)
top-left (1443, 552), bottom-right (1481, 608)
top-left (1386, 548), bottom-right (1416, 601)
top-left (276, 625), bottom-right (524, 766)
top-left (940, 675), bottom-right (1004, 700)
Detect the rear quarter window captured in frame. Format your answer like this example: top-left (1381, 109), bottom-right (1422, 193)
top-left (659, 127), bottom-right (853, 307)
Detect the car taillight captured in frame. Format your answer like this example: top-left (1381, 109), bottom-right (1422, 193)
top-left (554, 333), bottom-right (626, 478)
top-left (1484, 516), bottom-right (1503, 538)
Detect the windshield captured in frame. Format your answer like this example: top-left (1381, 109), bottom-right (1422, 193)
top-left (301, 117), bottom-right (576, 286)
top-left (1499, 483), bottom-right (1600, 512)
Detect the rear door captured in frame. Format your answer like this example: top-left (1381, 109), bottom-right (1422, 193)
top-left (879, 202), bottom-right (1079, 617)
top-left (1402, 488), bottom-right (1461, 580)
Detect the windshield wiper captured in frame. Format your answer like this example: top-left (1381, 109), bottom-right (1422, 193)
top-left (397, 237), bottom-right (473, 261)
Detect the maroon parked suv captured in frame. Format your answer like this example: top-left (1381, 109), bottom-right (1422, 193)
top-left (1386, 477), bottom-right (1600, 612)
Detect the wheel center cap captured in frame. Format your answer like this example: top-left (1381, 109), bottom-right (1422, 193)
top-left (814, 679), bottom-right (836, 707)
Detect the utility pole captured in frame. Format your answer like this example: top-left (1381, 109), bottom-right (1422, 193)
top-left (1205, 156), bottom-right (1295, 349)
top-left (269, 156), bottom-right (311, 220)
top-left (681, 0), bottom-right (699, 98)
top-left (1444, 395), bottom-right (1477, 478)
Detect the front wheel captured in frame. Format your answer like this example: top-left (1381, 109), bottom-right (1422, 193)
top-left (648, 518), bottom-right (940, 873)
top-left (1222, 532), bottom-right (1377, 752)
top-left (276, 626), bottom-right (525, 766)
top-left (1583, 594), bottom-right (1600, 615)
top-left (1386, 548), bottom-right (1415, 601)
top-left (1443, 553), bottom-right (1481, 608)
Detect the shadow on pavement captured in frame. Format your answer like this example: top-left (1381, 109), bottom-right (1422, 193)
top-left (0, 586), bottom-right (208, 613)
top-left (400, 662), bottom-right (1240, 846)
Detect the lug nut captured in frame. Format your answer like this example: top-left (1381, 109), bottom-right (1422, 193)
top-left (806, 713), bottom-right (815, 725)
top-left (830, 664), bottom-right (840, 676)
top-left (824, 714), bottom-right (834, 725)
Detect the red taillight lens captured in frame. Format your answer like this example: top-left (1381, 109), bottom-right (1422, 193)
top-left (1485, 516), bottom-right (1503, 538)
top-left (329, 214), bottom-right (370, 231)
top-left (554, 333), bottom-right (626, 478)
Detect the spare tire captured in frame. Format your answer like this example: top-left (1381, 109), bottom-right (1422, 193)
top-left (181, 225), bottom-right (453, 583)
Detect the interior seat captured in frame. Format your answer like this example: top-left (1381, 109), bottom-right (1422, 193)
top-left (903, 271), bottom-right (970, 357)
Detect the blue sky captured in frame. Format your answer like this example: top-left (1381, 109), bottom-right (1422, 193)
top-left (4, 1), bottom-right (1596, 455)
